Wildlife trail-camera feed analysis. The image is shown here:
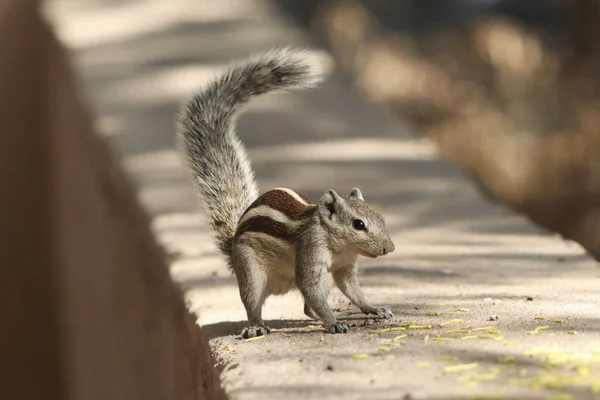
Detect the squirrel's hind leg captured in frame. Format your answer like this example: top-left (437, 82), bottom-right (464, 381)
top-left (231, 242), bottom-right (271, 338)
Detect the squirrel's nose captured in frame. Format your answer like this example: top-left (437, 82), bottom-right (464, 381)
top-left (382, 240), bottom-right (395, 255)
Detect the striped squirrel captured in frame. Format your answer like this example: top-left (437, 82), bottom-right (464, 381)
top-left (176, 48), bottom-right (395, 338)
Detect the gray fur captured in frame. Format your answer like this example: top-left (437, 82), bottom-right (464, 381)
top-left (176, 48), bottom-right (395, 338)
top-left (231, 187), bottom-right (395, 337)
top-left (295, 189), bottom-right (395, 333)
top-left (317, 189), bottom-right (395, 258)
top-left (176, 47), bottom-right (325, 258)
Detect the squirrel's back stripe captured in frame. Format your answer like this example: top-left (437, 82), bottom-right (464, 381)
top-left (237, 205), bottom-right (301, 229)
top-left (272, 187), bottom-right (314, 206)
top-left (240, 188), bottom-right (316, 222)
top-left (235, 216), bottom-right (295, 242)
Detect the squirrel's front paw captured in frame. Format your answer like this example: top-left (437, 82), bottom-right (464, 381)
top-left (325, 321), bottom-right (349, 334)
top-left (362, 306), bottom-right (394, 319)
top-left (241, 325), bottom-right (271, 339)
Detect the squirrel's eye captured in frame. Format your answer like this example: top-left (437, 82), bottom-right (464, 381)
top-left (352, 219), bottom-right (366, 230)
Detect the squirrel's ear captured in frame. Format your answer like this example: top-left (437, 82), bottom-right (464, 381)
top-left (319, 189), bottom-right (343, 219)
top-left (349, 187), bottom-right (364, 201)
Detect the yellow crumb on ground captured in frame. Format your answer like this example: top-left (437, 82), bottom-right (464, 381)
top-left (571, 364), bottom-right (591, 376)
top-left (536, 326), bottom-right (550, 331)
top-left (244, 335), bottom-right (265, 343)
top-left (444, 362), bottom-right (478, 373)
top-left (477, 334), bottom-right (502, 340)
top-left (447, 329), bottom-right (471, 334)
top-left (528, 325), bottom-right (551, 335)
top-left (466, 393), bottom-right (502, 400)
top-left (370, 328), bottom-right (391, 334)
top-left (433, 337), bottom-right (455, 342)
top-left (348, 354), bottom-right (368, 359)
top-left (440, 319), bottom-right (464, 326)
top-left (408, 324), bottom-right (432, 329)
top-left (546, 394), bottom-right (572, 400)
top-left (439, 356), bottom-right (459, 362)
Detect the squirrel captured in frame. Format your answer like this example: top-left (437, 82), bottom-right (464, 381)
top-left (176, 47), bottom-right (396, 338)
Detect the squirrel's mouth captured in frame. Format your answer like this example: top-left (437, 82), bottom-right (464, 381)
top-left (360, 251), bottom-right (378, 259)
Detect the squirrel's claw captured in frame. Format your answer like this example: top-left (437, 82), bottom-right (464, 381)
top-left (362, 305), bottom-right (394, 319)
top-left (326, 321), bottom-right (349, 334)
top-left (241, 325), bottom-right (271, 339)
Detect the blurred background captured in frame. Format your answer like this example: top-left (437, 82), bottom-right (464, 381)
top-left (275, 0), bottom-right (600, 261)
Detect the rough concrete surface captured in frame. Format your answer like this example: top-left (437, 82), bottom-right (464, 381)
top-left (48, 0), bottom-right (600, 399)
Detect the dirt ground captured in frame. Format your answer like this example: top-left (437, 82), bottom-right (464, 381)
top-left (48, 0), bottom-right (600, 399)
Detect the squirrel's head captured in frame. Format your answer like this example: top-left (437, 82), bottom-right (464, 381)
top-left (317, 188), bottom-right (395, 258)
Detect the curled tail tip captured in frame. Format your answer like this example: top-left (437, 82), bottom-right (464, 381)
top-left (246, 46), bottom-right (333, 89)
top-left (176, 47), bottom-right (332, 130)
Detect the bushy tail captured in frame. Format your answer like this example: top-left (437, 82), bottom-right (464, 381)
top-left (176, 47), bottom-right (326, 259)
